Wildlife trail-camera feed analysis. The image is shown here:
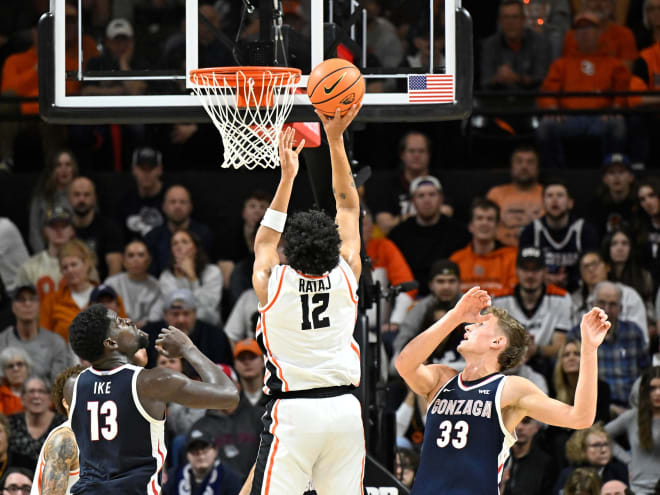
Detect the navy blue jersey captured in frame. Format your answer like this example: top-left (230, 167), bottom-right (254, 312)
top-left (69, 364), bottom-right (166, 495)
top-left (411, 373), bottom-right (515, 495)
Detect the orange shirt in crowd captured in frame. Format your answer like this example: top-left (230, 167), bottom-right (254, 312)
top-left (450, 243), bottom-right (518, 293)
top-left (628, 42), bottom-right (660, 106)
top-left (40, 284), bottom-right (126, 341)
top-left (486, 184), bottom-right (544, 246)
top-left (366, 237), bottom-right (418, 299)
top-left (562, 22), bottom-right (638, 61)
top-left (0, 384), bottom-right (23, 416)
top-left (537, 54), bottom-right (630, 109)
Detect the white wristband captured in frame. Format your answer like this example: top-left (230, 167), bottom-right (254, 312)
top-left (261, 208), bottom-right (287, 232)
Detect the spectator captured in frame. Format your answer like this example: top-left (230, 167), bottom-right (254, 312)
top-left (224, 289), bottom-right (259, 347)
top-left (117, 146), bottom-right (165, 241)
top-left (537, 12), bottom-right (629, 169)
top-left (562, 467), bottom-right (602, 495)
top-left (0, 284), bottom-right (70, 383)
top-left (395, 386), bottom-right (429, 451)
top-left (481, 0), bottom-right (553, 91)
top-left (88, 284), bottom-right (126, 314)
top-left (599, 480), bottom-right (630, 495)
top-left (405, 18), bottom-right (445, 70)
top-left (450, 198), bottom-right (518, 292)
top-left (142, 288), bottom-right (233, 369)
top-left (522, 0), bottom-right (572, 58)
top-left (0, 217), bottom-right (29, 294)
top-left (105, 240), bottom-right (163, 326)
top-left (8, 376), bottom-right (65, 468)
top-left (163, 426), bottom-right (243, 495)
top-left (15, 206), bottom-right (77, 300)
top-left (519, 180), bottom-right (600, 291)
top-left (394, 448), bottom-right (419, 489)
top-left (486, 145), bottom-right (544, 246)
top-left (145, 185), bottom-right (212, 276)
top-left (68, 177), bottom-right (124, 279)
top-left (365, 0), bottom-right (405, 68)
top-left (1, 467), bottom-right (33, 495)
top-left (0, 348), bottom-right (31, 416)
top-left (637, 177), bottom-right (660, 289)
top-left (503, 416), bottom-right (557, 495)
top-left (28, 150), bottom-right (77, 253)
top-left (0, 415), bottom-right (32, 480)
top-left (232, 339), bottom-right (265, 408)
top-left (389, 176), bottom-right (469, 296)
top-left (605, 366), bottom-right (660, 494)
top-left (568, 281), bottom-right (650, 411)
top-left (555, 424), bottom-right (628, 494)
top-left (586, 154), bottom-right (638, 240)
top-left (159, 230), bottom-right (222, 326)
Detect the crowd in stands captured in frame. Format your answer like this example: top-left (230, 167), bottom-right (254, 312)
top-left (0, 1), bottom-right (660, 494)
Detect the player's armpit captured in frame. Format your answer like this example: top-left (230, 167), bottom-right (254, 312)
top-left (42, 428), bottom-right (78, 495)
top-left (252, 249), bottom-right (280, 305)
top-left (397, 362), bottom-right (456, 402)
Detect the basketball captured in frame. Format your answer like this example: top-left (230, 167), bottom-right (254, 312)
top-left (307, 58), bottom-right (365, 117)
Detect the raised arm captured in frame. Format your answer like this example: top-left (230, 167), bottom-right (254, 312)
top-left (395, 287), bottom-right (492, 400)
top-left (40, 428), bottom-right (78, 495)
top-left (252, 128), bottom-right (303, 305)
top-left (316, 106), bottom-right (362, 279)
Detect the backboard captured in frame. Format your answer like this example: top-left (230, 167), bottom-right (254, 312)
top-left (39, 0), bottom-right (473, 124)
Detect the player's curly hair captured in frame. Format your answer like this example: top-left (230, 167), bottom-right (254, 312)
top-left (51, 365), bottom-right (85, 415)
top-left (488, 307), bottom-right (529, 372)
top-left (283, 210), bottom-right (341, 276)
top-left (69, 304), bottom-right (112, 363)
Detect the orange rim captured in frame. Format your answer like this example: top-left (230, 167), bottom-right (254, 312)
top-left (189, 66), bottom-right (302, 88)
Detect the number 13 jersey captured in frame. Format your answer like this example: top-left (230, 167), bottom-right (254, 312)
top-left (411, 373), bottom-right (516, 495)
top-left (257, 257), bottom-right (361, 394)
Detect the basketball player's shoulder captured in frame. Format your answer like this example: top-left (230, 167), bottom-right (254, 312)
top-left (426, 364), bottom-right (459, 401)
top-left (499, 374), bottom-right (541, 408)
top-left (43, 425), bottom-right (78, 463)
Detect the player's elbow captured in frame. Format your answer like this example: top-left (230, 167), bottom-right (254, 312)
top-left (394, 353), bottom-right (409, 378)
top-left (570, 411), bottom-right (595, 430)
top-left (215, 386), bottom-right (240, 410)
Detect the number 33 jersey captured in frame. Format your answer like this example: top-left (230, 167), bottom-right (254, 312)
top-left (69, 365), bottom-right (166, 495)
top-left (411, 373), bottom-right (516, 495)
top-left (257, 258), bottom-right (361, 394)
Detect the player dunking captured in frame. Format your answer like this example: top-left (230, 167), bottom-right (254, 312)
top-left (243, 105), bottom-right (364, 495)
top-left (395, 287), bottom-right (610, 494)
top-left (65, 305), bottom-right (239, 494)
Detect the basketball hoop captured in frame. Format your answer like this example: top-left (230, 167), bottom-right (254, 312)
top-left (190, 66), bottom-right (302, 169)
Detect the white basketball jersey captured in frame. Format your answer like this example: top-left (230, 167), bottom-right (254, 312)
top-left (31, 421), bottom-right (79, 495)
top-left (257, 257), bottom-right (361, 393)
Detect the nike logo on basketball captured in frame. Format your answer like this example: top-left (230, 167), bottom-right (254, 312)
top-left (324, 73), bottom-right (346, 94)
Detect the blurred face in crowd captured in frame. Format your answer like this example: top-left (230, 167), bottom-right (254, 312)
top-left (400, 134), bottom-right (430, 174)
top-left (561, 341), bottom-right (581, 375)
top-left (429, 273), bottom-right (460, 302)
top-left (646, 0), bottom-right (660, 30)
top-left (584, 432), bottom-right (611, 466)
top-left (171, 231), bottom-right (196, 261)
top-left (2, 472), bottom-right (32, 495)
top-left (609, 231), bottom-right (631, 264)
top-left (242, 197), bottom-right (269, 228)
top-left (514, 416), bottom-right (539, 446)
top-left (574, 23), bottom-right (602, 53)
top-left (498, 3), bottom-right (525, 42)
top-left (22, 377), bottom-right (50, 415)
top-left (234, 351), bottom-right (265, 381)
top-left (601, 480), bottom-right (628, 495)
top-left (156, 354), bottom-right (183, 373)
top-left (187, 442), bottom-right (218, 477)
top-left (3, 356), bottom-right (28, 389)
top-left (60, 255), bottom-right (90, 288)
top-left (107, 34), bottom-right (133, 60)
top-left (132, 163), bottom-right (162, 193)
top-left (163, 186), bottom-right (192, 226)
top-left (516, 264), bottom-right (545, 293)
top-left (53, 152), bottom-right (76, 187)
top-left (124, 241), bottom-right (151, 277)
top-left (68, 178), bottom-right (96, 217)
top-left (594, 284), bottom-right (621, 323)
top-left (412, 185), bottom-right (442, 222)
top-left (580, 253), bottom-right (608, 287)
top-left (164, 306), bottom-right (196, 334)
top-left (394, 451), bottom-right (416, 489)
top-left (602, 164), bottom-right (634, 197)
top-left (543, 185), bottom-right (573, 221)
top-left (44, 220), bottom-right (75, 249)
top-left (469, 207), bottom-right (498, 243)
top-left (510, 150), bottom-right (539, 187)
top-left (586, 0), bottom-right (613, 19)
top-left (650, 377), bottom-right (660, 410)
top-left (638, 185), bottom-right (660, 217)
top-left (12, 289), bottom-right (39, 323)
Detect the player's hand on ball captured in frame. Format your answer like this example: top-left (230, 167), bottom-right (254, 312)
top-left (155, 326), bottom-right (194, 359)
top-left (315, 104), bottom-right (361, 140)
top-left (278, 127), bottom-right (303, 180)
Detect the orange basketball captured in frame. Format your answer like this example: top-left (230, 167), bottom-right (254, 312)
top-left (307, 58), bottom-right (365, 117)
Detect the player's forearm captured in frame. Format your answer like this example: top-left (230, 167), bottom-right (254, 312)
top-left (328, 137), bottom-right (359, 210)
top-left (255, 176), bottom-right (295, 247)
top-left (570, 343), bottom-right (599, 428)
top-left (182, 345), bottom-right (239, 405)
top-left (239, 464), bottom-right (255, 495)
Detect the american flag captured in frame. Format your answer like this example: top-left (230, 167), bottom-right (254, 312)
top-left (408, 74), bottom-right (454, 103)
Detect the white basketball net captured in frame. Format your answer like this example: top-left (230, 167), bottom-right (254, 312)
top-left (190, 69), bottom-right (300, 170)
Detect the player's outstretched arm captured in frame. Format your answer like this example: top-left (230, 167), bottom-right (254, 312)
top-left (141, 326), bottom-right (239, 410)
top-left (252, 127), bottom-right (303, 305)
top-left (238, 464), bottom-right (255, 495)
top-left (316, 105), bottom-right (362, 279)
top-left (396, 287), bottom-right (492, 399)
top-left (504, 307), bottom-right (610, 429)
top-left (41, 428), bottom-right (78, 495)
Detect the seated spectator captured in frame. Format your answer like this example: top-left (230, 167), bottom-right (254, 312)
top-left (405, 18), bottom-right (445, 70)
top-left (572, 251), bottom-right (648, 340)
top-left (0, 415), bottom-right (33, 480)
top-left (1, 467), bottom-right (33, 495)
top-left (224, 289), bottom-right (259, 347)
top-left (8, 376), bottom-right (66, 469)
top-left (145, 185), bottom-right (212, 276)
top-left (88, 284), bottom-right (127, 315)
top-left (143, 289), bottom-right (232, 368)
top-left (105, 240), bottom-right (163, 326)
top-left (519, 179), bottom-right (600, 291)
top-left (554, 424), bottom-right (628, 494)
top-left (366, 0), bottom-right (404, 68)
top-left (486, 145), bottom-right (544, 246)
top-left (394, 448), bottom-right (419, 490)
top-left (536, 12), bottom-right (629, 168)
top-left (159, 230), bottom-right (222, 326)
top-left (586, 155), bottom-right (638, 240)
top-left (232, 339), bottom-right (265, 408)
top-left (15, 207), bottom-right (78, 300)
top-left (0, 348), bottom-right (31, 416)
top-left (605, 366), bottom-right (660, 494)
top-left (28, 150), bottom-right (78, 253)
top-left (395, 386), bottom-right (428, 451)
top-left (599, 480), bottom-right (629, 495)
top-left (389, 177), bottom-right (469, 296)
top-left (117, 146), bottom-right (166, 241)
top-left (568, 281), bottom-right (650, 412)
top-left (450, 198), bottom-right (518, 292)
top-left (0, 285), bottom-right (70, 383)
top-left (637, 178), bottom-right (660, 289)
top-left (562, 467), bottom-right (602, 495)
top-left (504, 416), bottom-right (558, 495)
top-left (0, 217), bottom-right (29, 294)
top-left (68, 177), bottom-right (124, 279)
top-left (163, 425), bottom-right (243, 495)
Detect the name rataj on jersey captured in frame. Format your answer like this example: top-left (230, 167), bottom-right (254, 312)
top-left (69, 364), bottom-right (166, 495)
top-left (411, 373), bottom-right (516, 495)
top-left (257, 257), bottom-right (361, 393)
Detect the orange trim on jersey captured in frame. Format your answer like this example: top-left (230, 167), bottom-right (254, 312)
top-left (261, 315), bottom-right (290, 392)
top-left (338, 264), bottom-right (358, 304)
top-left (351, 342), bottom-right (361, 360)
top-left (70, 470), bottom-right (80, 475)
top-left (37, 458), bottom-right (44, 494)
top-left (260, 266), bottom-right (288, 313)
top-left (264, 400), bottom-right (281, 495)
top-left (295, 269), bottom-right (330, 279)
